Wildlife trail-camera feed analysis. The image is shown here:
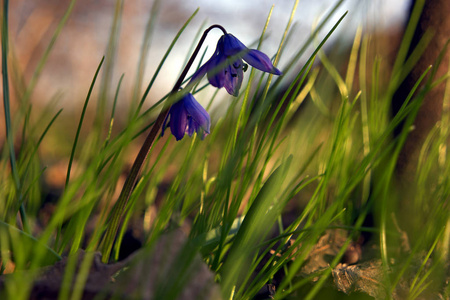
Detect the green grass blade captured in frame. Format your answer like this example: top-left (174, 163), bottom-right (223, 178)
top-left (22, 109), bottom-right (63, 180)
top-left (135, 8), bottom-right (199, 117)
top-left (1, 0), bottom-right (30, 234)
top-left (23, 0), bottom-right (77, 103)
top-left (65, 57), bottom-right (105, 188)
top-left (103, 73), bottom-right (124, 148)
top-left (95, 0), bottom-right (123, 129)
top-left (221, 156), bottom-right (292, 298)
top-left (129, 0), bottom-right (162, 113)
top-left (0, 220), bottom-right (61, 261)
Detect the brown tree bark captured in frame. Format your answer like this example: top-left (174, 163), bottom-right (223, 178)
top-left (393, 0), bottom-right (450, 177)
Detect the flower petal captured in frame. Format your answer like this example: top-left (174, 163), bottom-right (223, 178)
top-left (207, 54), bottom-right (226, 88)
top-left (169, 100), bottom-right (188, 141)
top-left (224, 60), bottom-right (243, 96)
top-left (184, 93), bottom-right (210, 133)
top-left (222, 34), bottom-right (247, 57)
top-left (189, 62), bottom-right (209, 86)
top-left (186, 117), bottom-right (197, 137)
top-left (190, 39), bottom-right (223, 87)
top-left (242, 49), bottom-right (282, 75)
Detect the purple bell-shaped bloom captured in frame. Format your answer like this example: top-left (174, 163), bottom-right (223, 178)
top-left (162, 93), bottom-right (211, 141)
top-left (190, 33), bottom-right (282, 96)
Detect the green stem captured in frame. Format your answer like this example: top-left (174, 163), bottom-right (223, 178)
top-left (1, 0), bottom-right (30, 233)
top-left (100, 24), bottom-right (227, 262)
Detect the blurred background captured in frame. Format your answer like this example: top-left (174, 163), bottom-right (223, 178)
top-left (0, 0), bottom-right (413, 182)
top-left (8, 0), bottom-right (410, 109)
top-left (1, 0), bottom-right (413, 173)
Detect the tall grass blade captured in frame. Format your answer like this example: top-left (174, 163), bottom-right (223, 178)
top-left (65, 57), bottom-right (105, 189)
top-left (22, 0), bottom-right (77, 104)
top-left (1, 0), bottom-right (30, 233)
top-left (135, 8), bottom-right (199, 117)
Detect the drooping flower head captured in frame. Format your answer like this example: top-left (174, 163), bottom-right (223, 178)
top-left (162, 92), bottom-right (210, 141)
top-left (190, 33), bottom-right (282, 96)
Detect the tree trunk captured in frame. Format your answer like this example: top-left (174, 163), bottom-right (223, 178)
top-left (393, 0), bottom-right (450, 177)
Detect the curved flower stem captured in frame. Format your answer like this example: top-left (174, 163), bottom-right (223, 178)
top-left (101, 24), bottom-right (227, 262)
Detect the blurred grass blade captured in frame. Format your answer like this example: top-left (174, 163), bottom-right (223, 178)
top-left (130, 0), bottom-right (162, 113)
top-left (0, 220), bottom-right (61, 262)
top-left (2, 0), bottom-right (30, 233)
top-left (221, 156), bottom-right (292, 298)
top-left (23, 0), bottom-right (77, 103)
top-left (104, 73), bottom-right (124, 148)
top-left (22, 109), bottom-right (63, 180)
top-left (135, 8), bottom-right (199, 116)
top-left (96, 0), bottom-right (123, 129)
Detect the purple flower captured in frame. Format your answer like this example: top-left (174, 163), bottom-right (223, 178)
top-left (190, 33), bottom-right (282, 96)
top-left (162, 93), bottom-right (211, 141)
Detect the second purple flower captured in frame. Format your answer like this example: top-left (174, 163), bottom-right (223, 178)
top-left (190, 33), bottom-right (282, 96)
top-left (162, 93), bottom-right (211, 141)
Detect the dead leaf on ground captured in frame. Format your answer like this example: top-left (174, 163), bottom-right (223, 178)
top-left (0, 230), bottom-right (220, 300)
